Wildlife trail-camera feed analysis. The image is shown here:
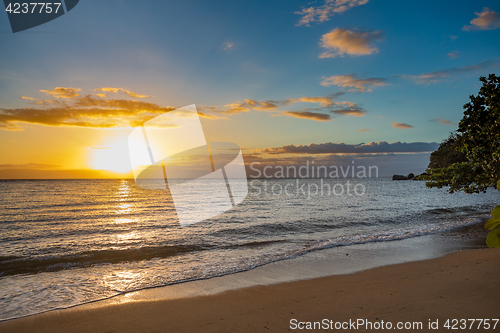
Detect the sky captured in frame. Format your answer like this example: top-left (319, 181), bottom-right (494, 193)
top-left (1, 0), bottom-right (500, 178)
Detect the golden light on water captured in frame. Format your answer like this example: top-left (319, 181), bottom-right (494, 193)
top-left (102, 270), bottom-right (147, 293)
top-left (113, 181), bottom-right (135, 223)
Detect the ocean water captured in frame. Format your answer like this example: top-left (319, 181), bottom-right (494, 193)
top-left (0, 178), bottom-right (499, 320)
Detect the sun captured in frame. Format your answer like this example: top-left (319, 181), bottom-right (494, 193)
top-left (89, 135), bottom-right (133, 174)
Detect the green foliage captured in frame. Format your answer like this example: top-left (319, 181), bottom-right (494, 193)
top-left (423, 75), bottom-right (500, 248)
top-left (486, 228), bottom-right (500, 248)
top-left (485, 180), bottom-right (500, 248)
top-left (428, 133), bottom-right (467, 169)
top-left (424, 74), bottom-right (500, 193)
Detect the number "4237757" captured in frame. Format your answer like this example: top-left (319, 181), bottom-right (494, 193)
top-left (6, 3), bottom-right (62, 14)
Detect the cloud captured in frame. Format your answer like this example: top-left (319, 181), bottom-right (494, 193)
top-left (21, 96), bottom-right (35, 100)
top-left (289, 96), bottom-right (336, 107)
top-left (433, 118), bottom-right (456, 125)
top-left (0, 94), bottom-right (177, 130)
top-left (295, 0), bottom-right (369, 26)
top-left (358, 128), bottom-right (371, 132)
top-left (321, 74), bottom-right (389, 92)
top-left (223, 42), bottom-right (234, 50)
top-left (447, 51), bottom-right (458, 59)
top-left (332, 106), bottom-right (366, 117)
top-left (245, 99), bottom-right (284, 111)
top-left (219, 102), bottom-right (251, 114)
top-left (399, 58), bottom-right (499, 84)
top-left (215, 94), bottom-right (348, 114)
top-left (463, 8), bottom-right (500, 31)
top-left (392, 122), bottom-right (413, 129)
top-left (40, 87), bottom-right (82, 99)
top-left (261, 141), bottom-right (439, 154)
top-left (214, 95), bottom-right (367, 121)
top-left (94, 87), bottom-right (152, 98)
top-left (280, 111), bottom-right (331, 121)
top-left (0, 162), bottom-right (62, 170)
top-left (319, 28), bottom-right (383, 58)
top-left (197, 111), bottom-right (228, 120)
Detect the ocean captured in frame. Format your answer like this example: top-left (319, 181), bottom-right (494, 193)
top-left (0, 178), bottom-right (498, 321)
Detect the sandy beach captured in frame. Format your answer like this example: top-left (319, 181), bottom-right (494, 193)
top-left (1, 247), bottom-right (498, 333)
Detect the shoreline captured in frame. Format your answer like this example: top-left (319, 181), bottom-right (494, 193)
top-left (0, 221), bottom-right (495, 327)
top-left (0, 247), bottom-right (498, 332)
top-left (0, 221), bottom-right (491, 323)
top-left (0, 221), bottom-right (489, 322)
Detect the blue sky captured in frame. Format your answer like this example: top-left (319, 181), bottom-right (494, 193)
top-left (0, 0), bottom-right (499, 176)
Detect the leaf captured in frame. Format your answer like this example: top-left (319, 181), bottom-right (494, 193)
top-left (486, 227), bottom-right (500, 248)
top-left (491, 205), bottom-right (500, 219)
top-left (485, 217), bottom-right (500, 231)
top-left (497, 180), bottom-right (500, 191)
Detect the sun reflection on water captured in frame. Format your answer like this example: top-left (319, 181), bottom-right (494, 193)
top-left (102, 270), bottom-right (148, 293)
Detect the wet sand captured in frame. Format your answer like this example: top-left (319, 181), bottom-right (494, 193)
top-left (1, 248), bottom-right (498, 333)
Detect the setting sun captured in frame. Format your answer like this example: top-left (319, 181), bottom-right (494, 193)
top-left (88, 136), bottom-right (132, 174)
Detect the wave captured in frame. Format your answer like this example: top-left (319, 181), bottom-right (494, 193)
top-left (0, 240), bottom-right (287, 277)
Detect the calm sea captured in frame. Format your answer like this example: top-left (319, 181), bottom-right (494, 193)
top-left (0, 178), bottom-right (498, 320)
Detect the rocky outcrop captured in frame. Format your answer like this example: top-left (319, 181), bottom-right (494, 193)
top-left (392, 172), bottom-right (428, 180)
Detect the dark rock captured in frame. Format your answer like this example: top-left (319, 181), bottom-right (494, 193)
top-left (393, 173), bottom-right (421, 180)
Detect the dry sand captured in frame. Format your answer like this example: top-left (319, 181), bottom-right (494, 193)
top-left (1, 248), bottom-right (499, 333)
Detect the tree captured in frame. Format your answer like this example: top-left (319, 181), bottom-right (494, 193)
top-left (427, 132), bottom-right (467, 169)
top-left (424, 74), bottom-right (500, 193)
top-left (423, 74), bottom-right (500, 248)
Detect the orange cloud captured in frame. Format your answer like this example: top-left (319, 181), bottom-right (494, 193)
top-left (217, 96), bottom-right (336, 114)
top-left (213, 95), bottom-right (366, 120)
top-left (0, 94), bottom-right (177, 130)
top-left (392, 122), bottom-right (413, 129)
top-left (290, 96), bottom-right (336, 107)
top-left (0, 162), bottom-right (62, 170)
top-left (94, 87), bottom-right (152, 98)
top-left (433, 118), bottom-right (456, 125)
top-left (319, 28), bottom-right (383, 58)
top-left (321, 74), bottom-right (389, 92)
top-left (221, 102), bottom-right (251, 114)
top-left (295, 0), bottom-right (369, 26)
top-left (40, 87), bottom-right (82, 99)
top-left (463, 8), bottom-right (500, 31)
top-left (21, 96), bottom-right (35, 100)
top-left (280, 111), bottom-right (331, 121)
top-left (358, 128), bottom-right (371, 132)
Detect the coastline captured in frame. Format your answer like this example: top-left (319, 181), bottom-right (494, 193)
top-left (1, 221), bottom-right (498, 332)
top-left (0, 247), bottom-right (498, 333)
